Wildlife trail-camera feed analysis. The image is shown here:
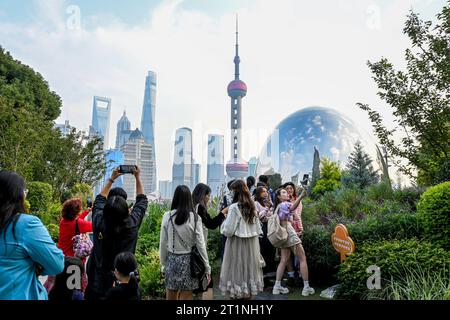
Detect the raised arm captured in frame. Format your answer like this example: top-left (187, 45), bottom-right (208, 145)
top-left (133, 166), bottom-right (144, 196)
top-left (290, 190), bottom-right (305, 212)
top-left (100, 167), bottom-right (122, 198)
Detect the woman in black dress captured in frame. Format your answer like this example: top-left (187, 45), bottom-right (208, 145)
top-left (192, 183), bottom-right (228, 300)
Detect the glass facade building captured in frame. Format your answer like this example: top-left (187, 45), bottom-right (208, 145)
top-left (91, 96), bottom-right (112, 150)
top-left (140, 71), bottom-right (157, 192)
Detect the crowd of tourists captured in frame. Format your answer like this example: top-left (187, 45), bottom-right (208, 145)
top-left (0, 168), bottom-right (314, 300)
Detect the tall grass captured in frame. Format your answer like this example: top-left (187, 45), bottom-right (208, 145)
top-left (365, 266), bottom-right (450, 300)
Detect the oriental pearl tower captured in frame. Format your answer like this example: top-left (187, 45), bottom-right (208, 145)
top-left (226, 16), bottom-right (248, 180)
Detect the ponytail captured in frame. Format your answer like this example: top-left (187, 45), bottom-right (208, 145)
top-left (128, 270), bottom-right (140, 290)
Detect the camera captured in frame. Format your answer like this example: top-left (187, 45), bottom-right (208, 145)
top-left (118, 165), bottom-right (137, 174)
top-left (86, 197), bottom-right (93, 208)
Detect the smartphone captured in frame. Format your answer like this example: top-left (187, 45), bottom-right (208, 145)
top-left (119, 165), bottom-right (136, 174)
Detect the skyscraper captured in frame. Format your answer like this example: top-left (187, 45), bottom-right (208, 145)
top-left (115, 110), bottom-right (132, 149)
top-left (140, 71), bottom-right (157, 192)
top-left (248, 156), bottom-right (258, 177)
top-left (172, 127), bottom-right (193, 193)
top-left (120, 128), bottom-right (154, 199)
top-left (54, 120), bottom-right (73, 136)
top-left (159, 180), bottom-right (173, 199)
top-left (207, 134), bottom-right (225, 197)
top-left (104, 149), bottom-right (124, 188)
top-left (226, 17), bottom-right (248, 179)
top-left (91, 96), bottom-right (112, 150)
top-left (193, 162), bottom-right (201, 188)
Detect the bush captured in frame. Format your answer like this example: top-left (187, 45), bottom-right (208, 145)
top-left (336, 239), bottom-right (450, 299)
top-left (366, 182), bottom-right (393, 203)
top-left (417, 181), bottom-right (450, 250)
top-left (45, 223), bottom-right (59, 243)
top-left (302, 213), bottom-right (423, 286)
top-left (347, 213), bottom-right (423, 244)
top-left (27, 181), bottom-right (53, 215)
top-left (365, 265), bottom-right (450, 300)
top-left (136, 249), bottom-right (165, 299)
top-left (392, 187), bottom-right (423, 212)
top-left (302, 225), bottom-right (340, 284)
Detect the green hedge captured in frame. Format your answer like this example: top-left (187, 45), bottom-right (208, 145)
top-left (136, 249), bottom-right (165, 299)
top-left (336, 239), bottom-right (450, 299)
top-left (302, 213), bottom-right (423, 285)
top-left (417, 181), bottom-right (450, 250)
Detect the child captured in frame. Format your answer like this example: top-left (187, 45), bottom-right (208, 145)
top-left (105, 252), bottom-right (141, 300)
top-left (48, 257), bottom-right (84, 301)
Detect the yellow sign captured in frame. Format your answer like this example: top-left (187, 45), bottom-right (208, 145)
top-left (332, 224), bottom-right (355, 262)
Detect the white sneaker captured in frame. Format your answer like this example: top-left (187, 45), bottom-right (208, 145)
top-left (302, 287), bottom-right (315, 296)
top-left (272, 285), bottom-right (289, 295)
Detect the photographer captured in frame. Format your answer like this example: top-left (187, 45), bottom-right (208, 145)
top-left (85, 165), bottom-right (148, 300)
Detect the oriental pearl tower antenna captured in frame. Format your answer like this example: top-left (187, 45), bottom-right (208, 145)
top-left (226, 14), bottom-right (248, 180)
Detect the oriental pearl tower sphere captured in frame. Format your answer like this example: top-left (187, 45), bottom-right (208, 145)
top-left (226, 16), bottom-right (249, 180)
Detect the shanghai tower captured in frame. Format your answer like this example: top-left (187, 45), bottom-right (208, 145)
top-left (226, 17), bottom-right (248, 179)
top-left (140, 71), bottom-right (157, 192)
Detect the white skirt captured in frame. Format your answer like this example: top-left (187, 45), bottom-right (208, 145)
top-left (219, 236), bottom-right (264, 299)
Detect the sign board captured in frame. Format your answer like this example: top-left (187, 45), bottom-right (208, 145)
top-left (331, 224), bottom-right (355, 262)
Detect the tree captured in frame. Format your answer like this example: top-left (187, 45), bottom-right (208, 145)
top-left (358, 3), bottom-right (450, 186)
top-left (344, 141), bottom-right (379, 188)
top-left (0, 47), bottom-right (106, 196)
top-left (32, 128), bottom-right (106, 197)
top-left (269, 173), bottom-right (282, 190)
top-left (312, 158), bottom-right (341, 197)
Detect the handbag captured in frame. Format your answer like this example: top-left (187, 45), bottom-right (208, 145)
top-left (170, 213), bottom-right (208, 291)
top-left (267, 205), bottom-right (288, 248)
top-left (72, 219), bottom-right (93, 259)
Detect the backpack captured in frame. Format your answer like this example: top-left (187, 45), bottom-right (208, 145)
top-left (72, 219), bottom-right (93, 259)
top-left (267, 205), bottom-right (288, 248)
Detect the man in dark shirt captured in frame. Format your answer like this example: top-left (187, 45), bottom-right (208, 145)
top-left (85, 166), bottom-right (148, 300)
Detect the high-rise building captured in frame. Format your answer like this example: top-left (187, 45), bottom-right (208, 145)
top-left (104, 149), bottom-right (124, 188)
top-left (159, 180), bottom-right (173, 199)
top-left (248, 156), bottom-right (258, 177)
top-left (192, 162), bottom-right (201, 188)
top-left (54, 120), bottom-right (73, 136)
top-left (91, 96), bottom-right (112, 150)
top-left (172, 127), bottom-right (193, 193)
top-left (226, 17), bottom-right (248, 179)
top-left (207, 134), bottom-right (225, 197)
top-left (115, 110), bottom-right (132, 149)
top-left (140, 71), bottom-right (157, 192)
top-left (120, 128), bottom-right (154, 199)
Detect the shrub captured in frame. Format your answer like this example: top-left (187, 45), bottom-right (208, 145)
top-left (366, 182), bottom-right (393, 203)
top-left (417, 181), bottom-right (450, 250)
top-left (336, 239), bottom-right (450, 299)
top-left (312, 158), bottom-right (341, 198)
top-left (45, 223), bottom-right (59, 243)
top-left (347, 213), bottom-right (423, 244)
top-left (392, 187), bottom-right (424, 212)
top-left (302, 213), bottom-right (423, 286)
top-left (302, 225), bottom-right (340, 284)
top-left (27, 181), bottom-right (53, 215)
top-left (136, 249), bottom-right (165, 299)
top-left (365, 265), bottom-right (450, 300)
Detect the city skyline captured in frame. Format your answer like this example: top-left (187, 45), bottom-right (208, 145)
top-left (0, 0), bottom-right (445, 182)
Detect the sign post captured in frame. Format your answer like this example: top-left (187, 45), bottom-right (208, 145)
top-left (331, 224), bottom-right (355, 262)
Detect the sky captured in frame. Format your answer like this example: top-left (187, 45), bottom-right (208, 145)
top-left (0, 0), bottom-right (446, 183)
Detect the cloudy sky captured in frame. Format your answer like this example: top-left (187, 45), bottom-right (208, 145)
top-left (0, 0), bottom-right (445, 182)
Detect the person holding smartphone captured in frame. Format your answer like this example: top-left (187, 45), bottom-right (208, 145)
top-left (85, 165), bottom-right (149, 300)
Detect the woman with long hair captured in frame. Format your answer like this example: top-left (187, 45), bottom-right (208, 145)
top-left (220, 180), bottom-right (264, 299)
top-left (254, 186), bottom-right (276, 275)
top-left (0, 171), bottom-right (64, 300)
top-left (159, 185), bottom-right (211, 300)
top-left (192, 183), bottom-right (227, 300)
top-left (272, 187), bottom-right (314, 296)
top-left (85, 166), bottom-right (148, 300)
